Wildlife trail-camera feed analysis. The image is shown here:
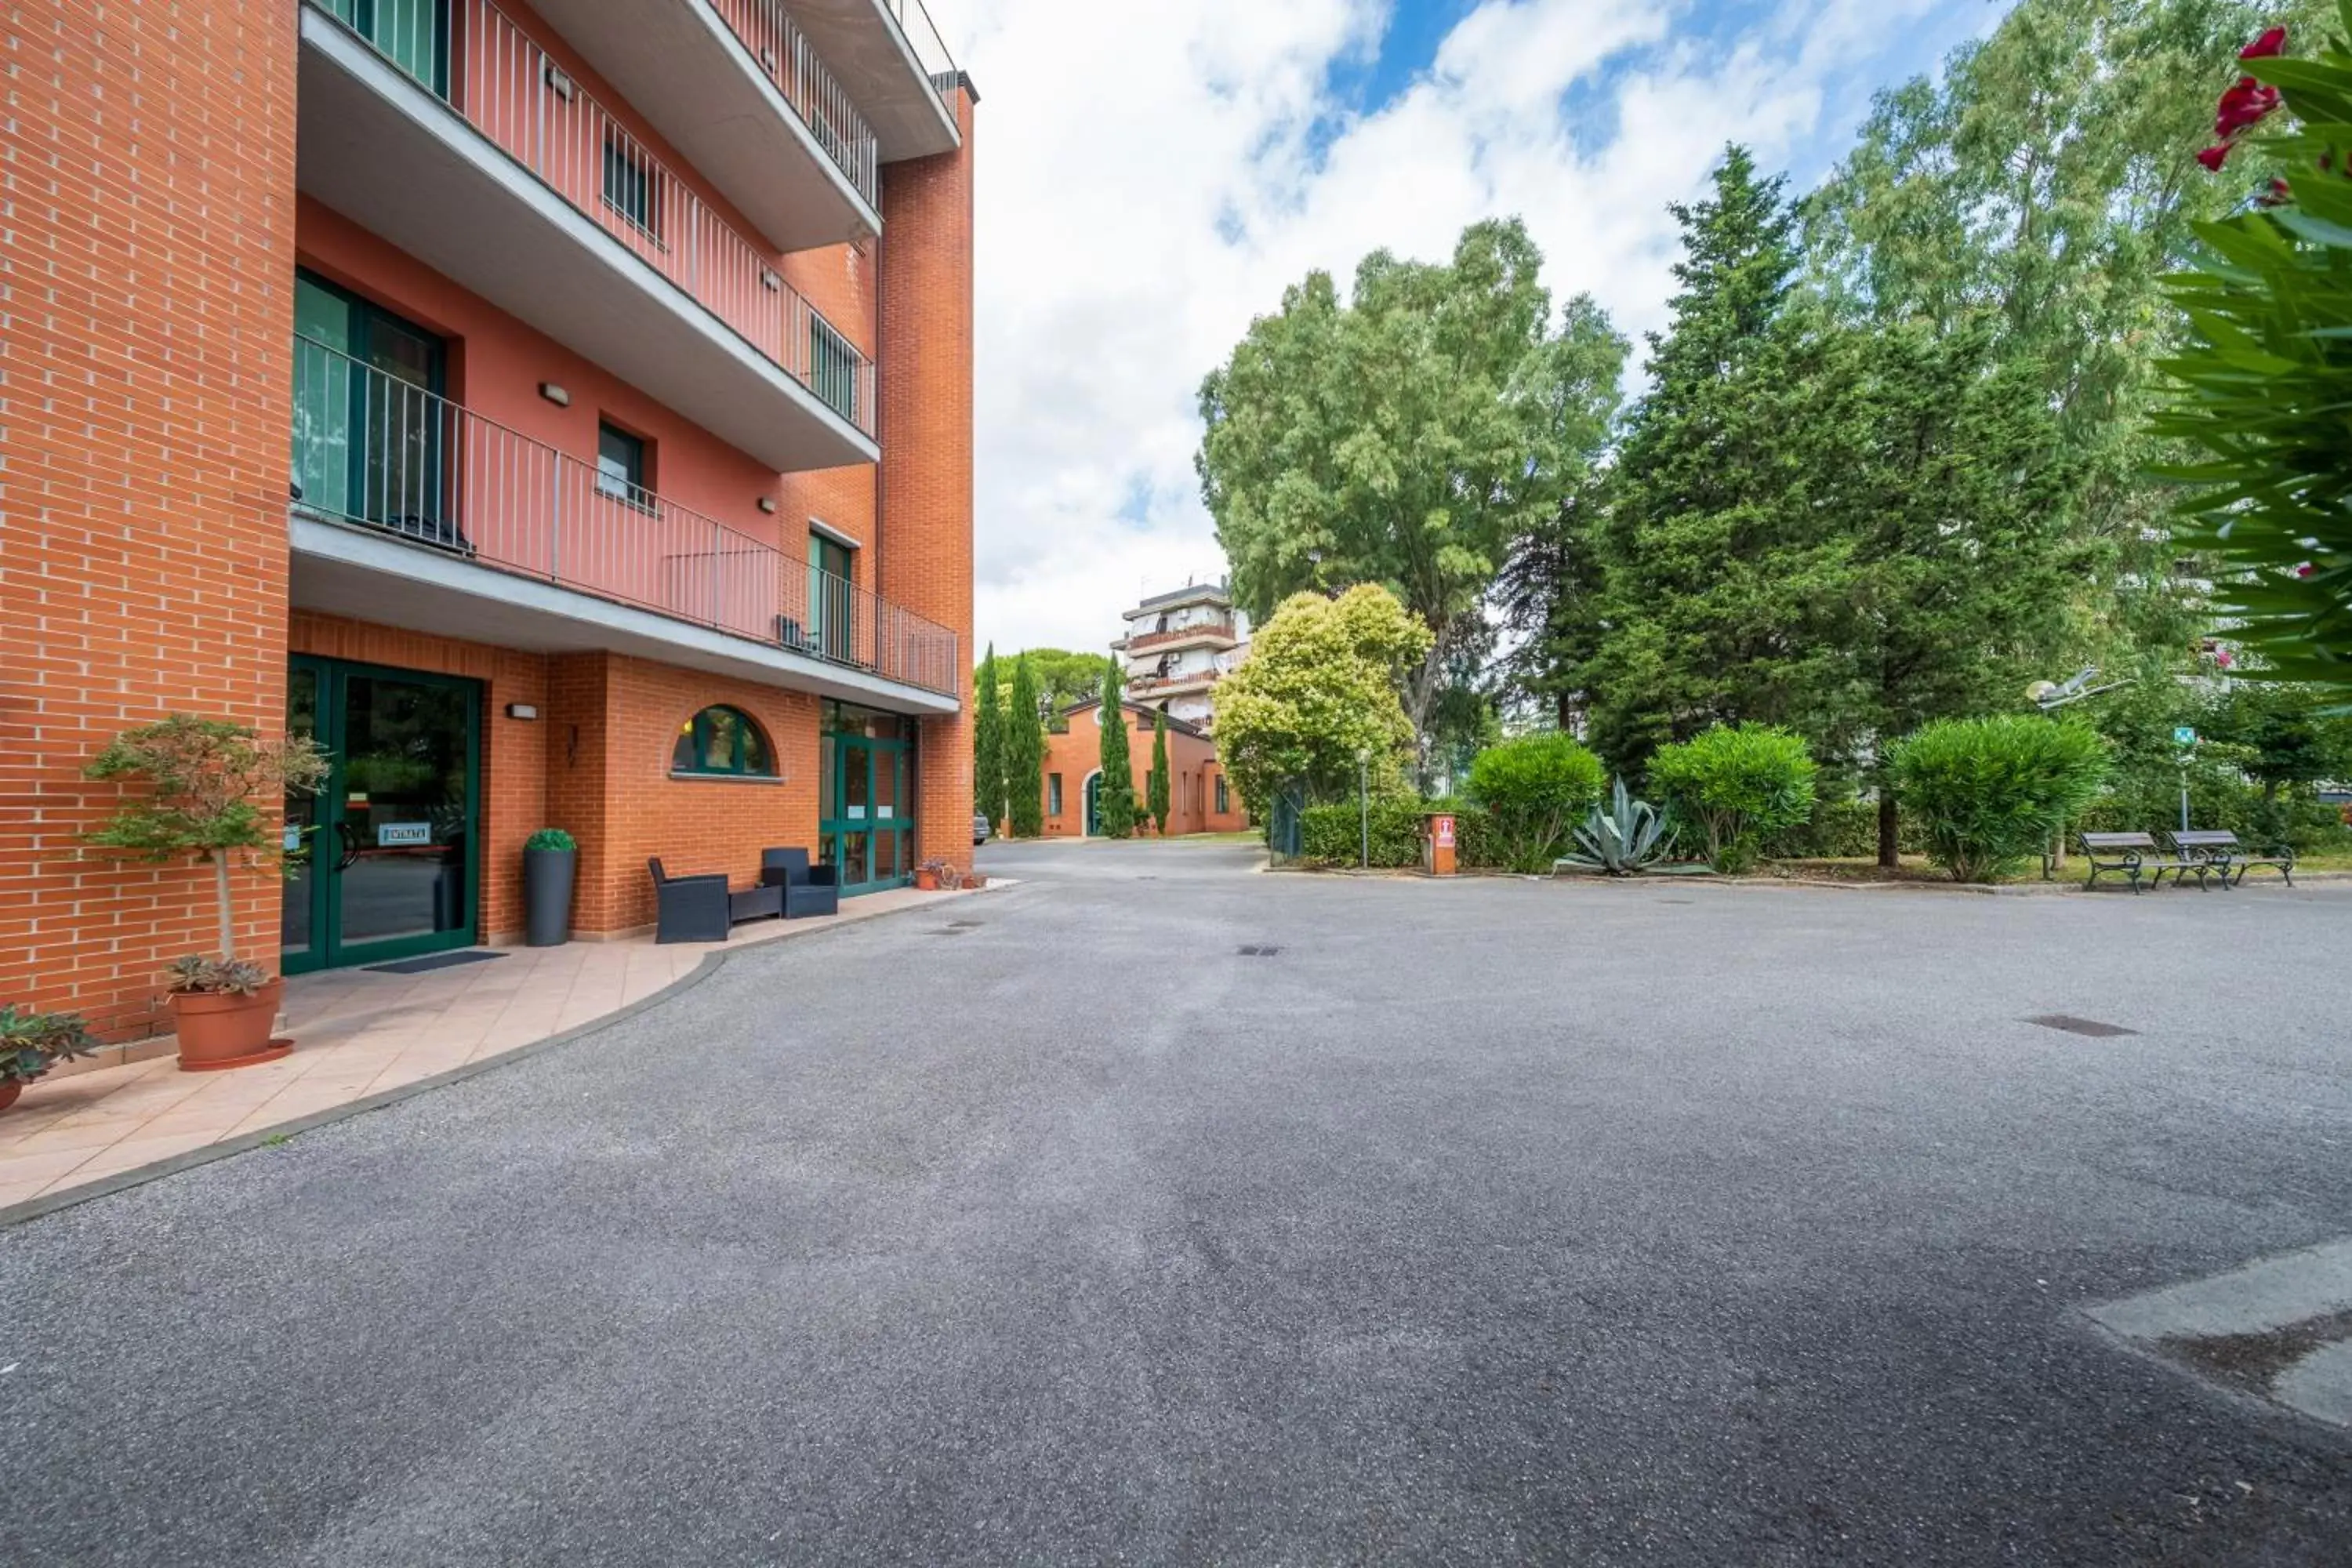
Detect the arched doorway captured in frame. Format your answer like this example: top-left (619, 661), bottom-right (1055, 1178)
top-left (1083, 771), bottom-right (1104, 837)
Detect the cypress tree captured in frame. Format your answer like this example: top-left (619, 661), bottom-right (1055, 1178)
top-left (1007, 655), bottom-right (1046, 838)
top-left (973, 645), bottom-right (1006, 832)
top-left (1098, 655), bottom-right (1137, 838)
top-left (1147, 709), bottom-right (1172, 836)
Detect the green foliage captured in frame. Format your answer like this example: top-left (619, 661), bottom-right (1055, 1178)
top-left (1558, 777), bottom-right (1681, 875)
top-left (1648, 724), bottom-right (1820, 873)
top-left (163, 956), bottom-right (272, 996)
top-left (1147, 710), bottom-right (1172, 835)
top-left (85, 714), bottom-right (331, 964)
top-left (1299, 798), bottom-right (1421, 868)
top-left (524, 828), bottom-right (575, 853)
top-left (1889, 716), bottom-right (2111, 881)
top-left (1097, 658), bottom-right (1137, 838)
top-left (1465, 733), bottom-right (1606, 872)
top-left (0, 1006), bottom-right (101, 1085)
top-left (1760, 795), bottom-right (1926, 860)
top-left (1210, 584), bottom-right (1432, 813)
top-left (1199, 220), bottom-right (1627, 743)
top-left (973, 646), bottom-right (1007, 832)
top-left (1006, 655), bottom-right (1046, 838)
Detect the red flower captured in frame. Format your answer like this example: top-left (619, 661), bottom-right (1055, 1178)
top-left (2197, 143), bottom-right (2233, 172)
top-left (2260, 176), bottom-right (2293, 205)
top-left (2241, 26), bottom-right (2287, 59)
top-left (2296, 562), bottom-right (2318, 578)
top-left (2216, 76), bottom-right (2282, 136)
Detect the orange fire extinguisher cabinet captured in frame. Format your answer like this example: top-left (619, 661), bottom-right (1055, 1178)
top-left (1423, 812), bottom-right (1457, 877)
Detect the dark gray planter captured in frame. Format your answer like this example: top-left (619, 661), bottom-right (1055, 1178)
top-left (524, 848), bottom-right (576, 947)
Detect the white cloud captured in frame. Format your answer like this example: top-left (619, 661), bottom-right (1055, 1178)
top-left (955, 0), bottom-right (2004, 657)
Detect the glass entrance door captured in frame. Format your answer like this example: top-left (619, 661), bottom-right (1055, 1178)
top-left (282, 657), bottom-right (481, 974)
top-left (819, 734), bottom-right (913, 895)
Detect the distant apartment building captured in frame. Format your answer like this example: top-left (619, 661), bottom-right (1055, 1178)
top-left (1037, 703), bottom-right (1247, 839)
top-left (3, 0), bottom-right (978, 1036)
top-left (1110, 582), bottom-right (1248, 730)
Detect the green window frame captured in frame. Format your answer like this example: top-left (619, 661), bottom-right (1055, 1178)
top-left (1215, 775), bottom-right (1229, 815)
top-left (1048, 772), bottom-right (1063, 815)
top-left (672, 705), bottom-right (775, 779)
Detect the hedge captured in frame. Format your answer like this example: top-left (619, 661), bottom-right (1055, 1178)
top-left (1297, 797), bottom-right (1504, 869)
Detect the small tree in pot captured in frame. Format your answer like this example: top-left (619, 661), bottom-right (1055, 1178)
top-left (523, 828), bottom-right (578, 948)
top-left (84, 715), bottom-right (329, 1069)
top-left (0, 1006), bottom-right (102, 1113)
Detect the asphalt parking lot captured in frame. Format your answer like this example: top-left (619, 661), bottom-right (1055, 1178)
top-left (3, 839), bottom-right (2348, 1565)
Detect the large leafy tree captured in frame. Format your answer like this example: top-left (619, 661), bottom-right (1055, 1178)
top-left (1006, 655), bottom-right (1046, 838)
top-left (972, 646), bottom-right (1007, 833)
top-left (1097, 657), bottom-right (1137, 838)
top-left (1210, 584), bottom-right (1433, 812)
top-left (1198, 220), bottom-right (1623, 749)
top-left (975, 648), bottom-right (1101, 724)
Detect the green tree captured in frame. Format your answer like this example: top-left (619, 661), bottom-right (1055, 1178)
top-left (1210, 584), bottom-right (1433, 814)
top-left (979, 647), bottom-right (1102, 723)
top-left (1097, 657), bottom-right (1137, 838)
top-left (1147, 710), bottom-right (1172, 835)
top-left (1199, 220), bottom-right (1624, 749)
top-left (972, 645), bottom-right (1007, 833)
top-left (1006, 655), bottom-right (1046, 838)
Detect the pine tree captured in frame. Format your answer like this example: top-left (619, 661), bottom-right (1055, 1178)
top-left (973, 645), bottom-right (1006, 833)
top-left (1147, 710), bottom-right (1172, 836)
top-left (1097, 656), bottom-right (1137, 838)
top-left (1007, 655), bottom-right (1046, 838)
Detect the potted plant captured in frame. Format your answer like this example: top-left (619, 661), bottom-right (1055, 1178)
top-left (915, 858), bottom-right (964, 891)
top-left (524, 827), bottom-right (578, 947)
top-left (84, 714), bottom-right (329, 1070)
top-left (0, 1006), bottom-right (102, 1112)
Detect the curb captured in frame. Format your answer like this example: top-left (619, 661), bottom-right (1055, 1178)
top-left (0, 885), bottom-right (1000, 1232)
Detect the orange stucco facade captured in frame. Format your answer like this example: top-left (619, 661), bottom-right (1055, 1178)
top-left (1036, 703), bottom-right (1248, 839)
top-left (2, 0), bottom-right (976, 1037)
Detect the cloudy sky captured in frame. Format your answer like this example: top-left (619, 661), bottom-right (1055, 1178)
top-left (949, 0), bottom-right (2013, 658)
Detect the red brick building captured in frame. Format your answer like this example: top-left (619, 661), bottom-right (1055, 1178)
top-left (3, 0), bottom-right (977, 1036)
top-left (1038, 702), bottom-right (1247, 838)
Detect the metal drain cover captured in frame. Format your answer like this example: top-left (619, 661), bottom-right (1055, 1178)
top-left (1236, 945), bottom-right (1282, 957)
top-left (2026, 1014), bottom-right (2137, 1038)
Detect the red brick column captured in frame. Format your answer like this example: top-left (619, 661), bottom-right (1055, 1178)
top-left (877, 85), bottom-right (977, 872)
top-left (0, 0), bottom-right (300, 1036)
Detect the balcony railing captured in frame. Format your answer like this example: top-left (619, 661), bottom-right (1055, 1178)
top-left (309, 0), bottom-right (873, 436)
top-left (291, 336), bottom-right (956, 695)
top-left (881, 0), bottom-right (962, 108)
top-left (1125, 619), bottom-right (1238, 653)
top-left (707, 0), bottom-right (878, 207)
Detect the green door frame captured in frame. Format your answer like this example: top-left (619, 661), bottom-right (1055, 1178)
top-left (1085, 771), bottom-right (1103, 837)
top-left (820, 731), bottom-right (914, 895)
top-left (284, 655), bottom-right (482, 974)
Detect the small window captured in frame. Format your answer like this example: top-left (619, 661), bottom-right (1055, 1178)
top-left (673, 705), bottom-right (775, 778)
top-left (597, 423), bottom-right (648, 505)
top-left (1214, 775), bottom-right (1229, 815)
top-left (604, 135), bottom-right (659, 238)
top-left (1048, 773), bottom-right (1063, 815)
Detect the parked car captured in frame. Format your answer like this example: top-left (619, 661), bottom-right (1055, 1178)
top-left (973, 814), bottom-right (992, 846)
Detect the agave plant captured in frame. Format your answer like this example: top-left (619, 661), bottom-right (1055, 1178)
top-left (1555, 776), bottom-right (1677, 876)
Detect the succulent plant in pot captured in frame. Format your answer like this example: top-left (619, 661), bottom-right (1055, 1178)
top-left (0, 1006), bottom-right (102, 1112)
top-left (84, 715), bottom-right (329, 1071)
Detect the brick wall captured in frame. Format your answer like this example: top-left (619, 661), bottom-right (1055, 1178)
top-left (877, 85), bottom-right (977, 870)
top-left (1036, 706), bottom-right (1249, 839)
top-left (0, 0), bottom-right (300, 1038)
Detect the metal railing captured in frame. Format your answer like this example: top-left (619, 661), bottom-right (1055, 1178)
top-left (291, 336), bottom-right (956, 693)
top-left (707, 0), bottom-right (878, 207)
top-left (1124, 619), bottom-right (1239, 652)
top-left (880, 0), bottom-right (962, 107)
top-left (309, 0), bottom-right (873, 436)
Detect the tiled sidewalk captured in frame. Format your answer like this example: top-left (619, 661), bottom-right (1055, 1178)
top-left (0, 884), bottom-right (982, 1215)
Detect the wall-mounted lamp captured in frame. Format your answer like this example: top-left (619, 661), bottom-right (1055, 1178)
top-left (538, 382), bottom-right (570, 408)
top-left (757, 497), bottom-right (779, 515)
top-left (506, 703), bottom-right (540, 720)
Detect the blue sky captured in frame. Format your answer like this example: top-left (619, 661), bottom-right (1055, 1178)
top-left (958, 0), bottom-right (2016, 654)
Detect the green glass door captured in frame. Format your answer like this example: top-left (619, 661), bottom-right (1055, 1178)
top-left (1085, 772), bottom-right (1103, 836)
top-left (318, 0), bottom-right (450, 93)
top-left (809, 532), bottom-right (856, 664)
top-left (282, 656), bottom-right (481, 974)
top-left (819, 733), bottom-right (913, 895)
top-left (292, 270), bottom-right (452, 546)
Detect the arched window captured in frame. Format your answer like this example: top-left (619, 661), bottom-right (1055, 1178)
top-left (673, 705), bottom-right (775, 778)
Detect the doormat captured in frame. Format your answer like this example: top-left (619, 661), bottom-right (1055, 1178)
top-left (365, 950), bottom-right (508, 975)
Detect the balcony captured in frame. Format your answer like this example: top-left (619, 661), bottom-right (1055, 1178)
top-left (524, 0), bottom-right (880, 249)
top-left (287, 336), bottom-right (958, 708)
top-left (783, 0), bottom-right (964, 161)
top-left (1126, 670), bottom-right (1224, 699)
top-left (297, 0), bottom-right (877, 474)
top-left (1121, 619), bottom-right (1240, 654)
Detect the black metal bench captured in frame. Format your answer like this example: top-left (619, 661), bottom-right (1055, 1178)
top-left (2077, 831), bottom-right (2195, 893)
top-left (2167, 829), bottom-right (2296, 888)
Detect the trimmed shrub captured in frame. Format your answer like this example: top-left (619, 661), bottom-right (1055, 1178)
top-left (1758, 795), bottom-right (1926, 860)
top-left (1648, 724), bottom-right (1818, 873)
top-left (1466, 734), bottom-right (1606, 873)
top-left (1889, 716), bottom-right (2110, 882)
top-left (1298, 797), bottom-right (1503, 870)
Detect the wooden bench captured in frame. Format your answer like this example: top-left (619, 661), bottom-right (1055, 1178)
top-left (2166, 829), bottom-right (2296, 888)
top-left (2076, 831), bottom-right (2194, 893)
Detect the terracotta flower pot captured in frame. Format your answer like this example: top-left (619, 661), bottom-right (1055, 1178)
top-left (0, 1080), bottom-right (21, 1114)
top-left (171, 978), bottom-right (291, 1072)
top-left (914, 869), bottom-right (939, 891)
